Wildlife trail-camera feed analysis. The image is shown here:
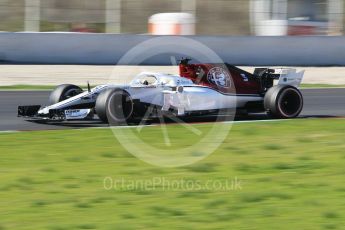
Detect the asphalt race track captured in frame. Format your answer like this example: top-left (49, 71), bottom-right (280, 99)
top-left (0, 88), bottom-right (344, 131)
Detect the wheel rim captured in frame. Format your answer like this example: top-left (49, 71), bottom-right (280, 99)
top-left (108, 91), bottom-right (133, 122)
top-left (278, 88), bottom-right (302, 117)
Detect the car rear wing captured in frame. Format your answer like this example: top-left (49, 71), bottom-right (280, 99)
top-left (254, 68), bottom-right (304, 88)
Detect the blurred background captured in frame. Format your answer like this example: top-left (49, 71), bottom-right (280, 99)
top-left (0, 0), bottom-right (344, 35)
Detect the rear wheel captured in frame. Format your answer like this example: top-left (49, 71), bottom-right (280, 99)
top-left (49, 84), bottom-right (83, 105)
top-left (264, 85), bottom-right (303, 119)
top-left (95, 88), bottom-right (134, 124)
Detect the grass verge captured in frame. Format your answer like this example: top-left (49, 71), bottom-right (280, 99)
top-left (300, 83), bottom-right (345, 88)
top-left (0, 85), bottom-right (96, 90)
top-left (0, 118), bottom-right (344, 229)
top-left (0, 85), bottom-right (56, 90)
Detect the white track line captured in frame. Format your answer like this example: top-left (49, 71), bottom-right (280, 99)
top-left (300, 87), bottom-right (345, 90)
top-left (223, 119), bottom-right (292, 124)
top-left (0, 130), bottom-right (20, 134)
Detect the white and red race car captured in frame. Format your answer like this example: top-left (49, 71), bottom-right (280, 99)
top-left (18, 59), bottom-right (304, 124)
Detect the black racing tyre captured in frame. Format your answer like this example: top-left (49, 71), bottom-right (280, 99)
top-left (95, 88), bottom-right (134, 124)
top-left (264, 85), bottom-right (303, 119)
top-left (49, 84), bottom-right (83, 105)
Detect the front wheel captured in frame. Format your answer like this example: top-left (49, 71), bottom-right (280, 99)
top-left (95, 88), bottom-right (134, 124)
top-left (264, 85), bottom-right (303, 119)
top-left (49, 84), bottom-right (83, 105)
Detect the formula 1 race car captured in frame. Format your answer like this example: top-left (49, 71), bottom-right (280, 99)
top-left (18, 59), bottom-right (304, 124)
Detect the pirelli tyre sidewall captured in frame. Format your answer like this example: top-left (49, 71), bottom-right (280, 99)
top-left (49, 84), bottom-right (83, 105)
top-left (95, 88), bottom-right (134, 124)
top-left (264, 85), bottom-right (303, 119)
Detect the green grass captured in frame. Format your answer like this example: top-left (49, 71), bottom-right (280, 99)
top-left (0, 118), bottom-right (344, 229)
top-left (0, 84), bottom-right (344, 90)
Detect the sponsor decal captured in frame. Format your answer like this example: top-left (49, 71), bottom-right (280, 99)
top-left (65, 109), bottom-right (89, 118)
top-left (65, 109), bottom-right (80, 115)
top-left (240, 73), bottom-right (249, 82)
top-left (207, 67), bottom-right (231, 88)
top-left (176, 79), bottom-right (192, 85)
